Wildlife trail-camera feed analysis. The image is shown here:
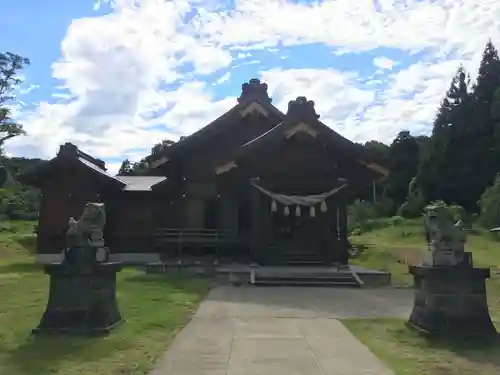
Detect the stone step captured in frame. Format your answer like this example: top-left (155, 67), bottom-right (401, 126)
top-left (283, 252), bottom-right (323, 265)
top-left (254, 279), bottom-right (360, 287)
top-left (254, 275), bottom-right (361, 287)
top-left (284, 260), bottom-right (324, 265)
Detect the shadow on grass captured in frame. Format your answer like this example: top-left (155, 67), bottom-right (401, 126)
top-left (0, 262), bottom-right (42, 274)
top-left (6, 334), bottom-right (110, 375)
top-left (125, 273), bottom-right (214, 292)
top-left (392, 320), bottom-right (500, 369)
top-left (14, 235), bottom-right (37, 255)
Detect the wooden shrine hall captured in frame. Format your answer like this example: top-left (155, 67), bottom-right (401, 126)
top-left (19, 78), bottom-right (388, 267)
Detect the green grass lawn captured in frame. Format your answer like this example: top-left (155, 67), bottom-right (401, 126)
top-left (0, 221), bottom-right (211, 375)
top-left (343, 318), bottom-right (500, 375)
top-left (346, 218), bottom-right (500, 375)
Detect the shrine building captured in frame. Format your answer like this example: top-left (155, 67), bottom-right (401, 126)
top-left (19, 78), bottom-right (388, 266)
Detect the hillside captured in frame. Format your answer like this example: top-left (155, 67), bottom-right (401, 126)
top-left (349, 218), bottom-right (500, 320)
top-left (0, 156), bottom-right (45, 221)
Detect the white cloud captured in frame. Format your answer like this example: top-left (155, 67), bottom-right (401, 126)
top-left (214, 72), bottom-right (231, 84)
top-left (261, 68), bottom-right (374, 125)
top-left (237, 52), bottom-right (251, 59)
top-left (8, 0), bottom-right (500, 165)
top-left (373, 56), bottom-right (396, 70)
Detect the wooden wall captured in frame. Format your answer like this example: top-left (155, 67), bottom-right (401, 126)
top-left (37, 165), bottom-right (105, 254)
top-left (105, 191), bottom-right (155, 253)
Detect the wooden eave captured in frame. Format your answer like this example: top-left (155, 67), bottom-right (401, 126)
top-left (18, 156), bottom-right (127, 190)
top-left (146, 98), bottom-right (285, 169)
top-left (215, 117), bottom-right (389, 179)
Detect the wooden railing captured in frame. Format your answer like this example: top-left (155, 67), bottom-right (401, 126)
top-left (154, 228), bottom-right (239, 260)
top-left (154, 228), bottom-right (236, 244)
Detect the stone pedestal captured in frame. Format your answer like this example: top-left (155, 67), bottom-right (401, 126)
top-left (33, 262), bottom-right (123, 335)
top-left (407, 265), bottom-right (497, 338)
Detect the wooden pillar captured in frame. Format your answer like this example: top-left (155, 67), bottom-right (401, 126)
top-left (250, 182), bottom-right (261, 262)
top-left (323, 209), bottom-right (334, 264)
top-left (338, 193), bottom-right (349, 265)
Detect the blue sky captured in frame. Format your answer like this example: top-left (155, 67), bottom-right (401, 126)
top-left (1, 0), bottom-right (498, 172)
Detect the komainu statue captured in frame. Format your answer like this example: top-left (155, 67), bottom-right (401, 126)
top-left (423, 202), bottom-right (466, 266)
top-left (406, 201), bottom-right (496, 338)
top-left (64, 202), bottom-right (109, 267)
top-left (33, 201), bottom-right (123, 335)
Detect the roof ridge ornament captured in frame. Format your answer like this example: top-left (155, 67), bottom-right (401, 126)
top-left (57, 142), bottom-right (107, 170)
top-left (286, 96), bottom-right (320, 120)
top-left (237, 78), bottom-right (272, 104)
top-left (58, 142), bottom-right (79, 158)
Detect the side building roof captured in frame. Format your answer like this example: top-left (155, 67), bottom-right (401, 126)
top-left (18, 143), bottom-right (169, 192)
top-left (18, 143), bottom-right (126, 189)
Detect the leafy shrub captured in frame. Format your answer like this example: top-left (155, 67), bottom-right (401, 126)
top-left (479, 176), bottom-right (500, 229)
top-left (447, 204), bottom-right (471, 229)
top-left (397, 189), bottom-right (426, 218)
top-left (389, 216), bottom-right (404, 227)
top-left (373, 196), bottom-right (397, 217)
top-left (348, 199), bottom-right (376, 233)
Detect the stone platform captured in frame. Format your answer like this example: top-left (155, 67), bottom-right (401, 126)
top-left (33, 262), bottom-right (123, 335)
top-left (146, 262), bottom-right (391, 287)
top-left (407, 265), bottom-right (497, 338)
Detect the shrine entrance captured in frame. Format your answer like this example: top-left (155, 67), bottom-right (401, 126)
top-left (250, 180), bottom-right (348, 265)
top-left (272, 212), bottom-right (326, 264)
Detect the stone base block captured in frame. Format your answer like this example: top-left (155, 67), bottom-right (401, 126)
top-left (33, 262), bottom-right (123, 336)
top-left (407, 265), bottom-right (497, 338)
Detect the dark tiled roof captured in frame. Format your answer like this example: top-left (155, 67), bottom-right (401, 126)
top-left (118, 176), bottom-right (166, 191)
top-left (18, 143), bottom-right (127, 189)
top-left (231, 96), bottom-right (389, 178)
top-left (146, 78), bottom-right (285, 167)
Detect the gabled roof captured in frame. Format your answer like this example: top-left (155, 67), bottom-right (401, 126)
top-left (18, 143), bottom-right (126, 189)
top-left (216, 96), bottom-right (389, 178)
top-left (146, 78), bottom-right (285, 168)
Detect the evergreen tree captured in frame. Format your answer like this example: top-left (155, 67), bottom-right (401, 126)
top-left (417, 66), bottom-right (474, 208)
top-left (117, 159), bottom-right (134, 176)
top-left (384, 131), bottom-right (421, 206)
top-left (468, 40), bottom-right (500, 207)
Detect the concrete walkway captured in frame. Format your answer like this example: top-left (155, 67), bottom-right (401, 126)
top-left (150, 286), bottom-right (413, 375)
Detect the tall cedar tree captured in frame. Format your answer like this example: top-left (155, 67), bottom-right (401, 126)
top-left (417, 40), bottom-right (500, 211)
top-left (417, 66), bottom-right (475, 209)
top-left (469, 40), bottom-right (500, 206)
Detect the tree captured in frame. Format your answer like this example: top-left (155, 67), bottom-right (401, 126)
top-left (363, 140), bottom-right (390, 165)
top-left (151, 139), bottom-right (175, 156)
top-left (117, 159), bottom-right (134, 176)
top-left (479, 175), bottom-right (500, 229)
top-left (416, 65), bottom-right (475, 208)
top-left (384, 131), bottom-right (421, 206)
top-left (0, 53), bottom-right (29, 148)
top-left (468, 40), bottom-right (500, 206)
top-left (116, 139), bottom-right (175, 177)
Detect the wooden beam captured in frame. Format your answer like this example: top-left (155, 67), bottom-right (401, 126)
top-left (215, 160), bottom-right (237, 175)
top-left (240, 102), bottom-right (269, 117)
top-left (149, 156), bottom-right (170, 168)
top-left (284, 122), bottom-right (319, 139)
top-left (357, 160), bottom-right (389, 177)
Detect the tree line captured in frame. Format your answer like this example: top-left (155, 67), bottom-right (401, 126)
top-left (355, 40), bottom-right (500, 228)
top-left (5, 40), bottom-right (500, 227)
